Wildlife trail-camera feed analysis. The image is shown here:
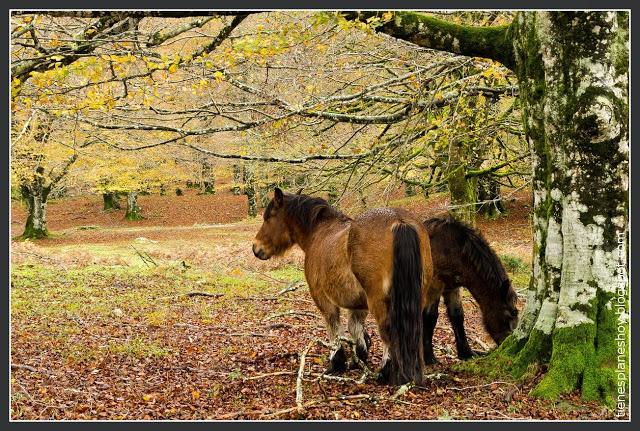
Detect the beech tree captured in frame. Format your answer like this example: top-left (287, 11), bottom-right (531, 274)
top-left (345, 11), bottom-right (629, 404)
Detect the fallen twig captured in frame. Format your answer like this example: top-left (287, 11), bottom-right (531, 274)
top-left (130, 245), bottom-right (157, 267)
top-left (156, 291), bottom-right (224, 301)
top-left (260, 394), bottom-right (372, 419)
top-left (447, 381), bottom-right (515, 392)
top-left (184, 291), bottom-right (224, 298)
top-left (243, 371), bottom-right (296, 381)
top-left (391, 382), bottom-right (414, 399)
top-left (278, 281), bottom-right (304, 296)
top-left (172, 323), bottom-right (277, 337)
top-left (11, 363), bottom-right (48, 374)
top-left (473, 336), bottom-right (491, 352)
top-left (296, 338), bottom-right (321, 414)
top-left (263, 310), bottom-right (317, 322)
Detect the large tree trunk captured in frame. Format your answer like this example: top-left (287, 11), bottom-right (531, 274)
top-left (20, 183), bottom-right (50, 239)
top-left (498, 11), bottom-right (629, 404)
top-left (348, 10), bottom-right (629, 406)
top-left (124, 192), bottom-right (143, 220)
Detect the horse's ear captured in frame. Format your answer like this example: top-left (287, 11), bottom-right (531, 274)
top-left (296, 188), bottom-right (304, 195)
top-left (274, 187), bottom-right (284, 207)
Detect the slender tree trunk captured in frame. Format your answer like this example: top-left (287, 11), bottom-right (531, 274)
top-left (492, 11), bottom-right (629, 405)
top-left (201, 160), bottom-right (215, 195)
top-left (404, 182), bottom-right (416, 197)
top-left (244, 165), bottom-right (257, 218)
top-left (124, 192), bottom-right (143, 220)
top-left (231, 164), bottom-right (242, 195)
top-left (477, 176), bottom-right (505, 218)
top-left (20, 183), bottom-right (50, 239)
top-left (327, 184), bottom-right (339, 206)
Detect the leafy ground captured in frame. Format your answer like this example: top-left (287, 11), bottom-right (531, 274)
top-left (10, 188), bottom-right (620, 420)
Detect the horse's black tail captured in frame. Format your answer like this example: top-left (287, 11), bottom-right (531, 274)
top-left (387, 223), bottom-right (424, 385)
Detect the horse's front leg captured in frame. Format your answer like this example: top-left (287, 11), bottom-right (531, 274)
top-left (443, 287), bottom-right (481, 359)
top-left (347, 309), bottom-right (371, 367)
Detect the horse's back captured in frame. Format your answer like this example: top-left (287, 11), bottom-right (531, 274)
top-left (349, 207), bottom-right (434, 306)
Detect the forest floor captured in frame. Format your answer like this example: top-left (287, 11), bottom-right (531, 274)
top-left (10, 187), bottom-right (619, 420)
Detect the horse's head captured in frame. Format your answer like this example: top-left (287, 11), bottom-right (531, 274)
top-left (483, 279), bottom-right (519, 344)
top-left (252, 187), bottom-right (295, 260)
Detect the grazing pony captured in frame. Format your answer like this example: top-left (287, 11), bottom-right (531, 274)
top-left (253, 188), bottom-right (437, 385)
top-left (423, 216), bottom-right (519, 362)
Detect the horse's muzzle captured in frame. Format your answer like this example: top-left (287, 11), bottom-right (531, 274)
top-left (252, 243), bottom-right (269, 260)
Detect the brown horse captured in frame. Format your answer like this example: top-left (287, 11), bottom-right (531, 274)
top-left (253, 188), bottom-right (436, 385)
top-left (423, 216), bottom-right (519, 363)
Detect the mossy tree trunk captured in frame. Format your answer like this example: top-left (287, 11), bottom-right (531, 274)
top-left (20, 179), bottom-right (50, 239)
top-left (447, 138), bottom-right (477, 226)
top-left (477, 175), bottom-right (505, 218)
top-left (404, 182), bottom-right (416, 197)
top-left (499, 11), bottom-right (629, 404)
top-left (243, 165), bottom-right (257, 218)
top-left (125, 191), bottom-right (143, 220)
top-left (103, 192), bottom-right (121, 211)
top-left (351, 10), bottom-right (629, 406)
top-left (201, 160), bottom-right (215, 195)
top-left (231, 163), bottom-right (242, 195)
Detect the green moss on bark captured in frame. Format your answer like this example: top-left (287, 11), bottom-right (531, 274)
top-left (381, 12), bottom-right (516, 69)
top-left (530, 323), bottom-right (596, 400)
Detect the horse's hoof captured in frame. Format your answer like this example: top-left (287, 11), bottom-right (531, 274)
top-left (377, 361), bottom-right (393, 384)
top-left (458, 349), bottom-right (487, 360)
top-left (424, 354), bottom-right (439, 365)
top-left (364, 332), bottom-right (372, 349)
top-left (355, 343), bottom-right (369, 363)
top-left (325, 347), bottom-right (348, 375)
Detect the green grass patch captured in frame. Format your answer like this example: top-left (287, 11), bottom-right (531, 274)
top-left (106, 336), bottom-right (170, 358)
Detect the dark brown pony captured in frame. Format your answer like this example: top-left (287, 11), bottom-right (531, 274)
top-left (253, 188), bottom-right (437, 385)
top-left (423, 216), bottom-right (518, 362)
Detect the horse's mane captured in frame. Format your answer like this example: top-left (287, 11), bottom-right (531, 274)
top-left (268, 193), bottom-right (351, 236)
top-left (425, 215), bottom-right (511, 294)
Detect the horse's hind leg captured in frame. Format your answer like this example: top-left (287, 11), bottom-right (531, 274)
top-left (422, 296), bottom-right (440, 365)
top-left (347, 309), bottom-right (370, 366)
top-left (443, 287), bottom-right (477, 360)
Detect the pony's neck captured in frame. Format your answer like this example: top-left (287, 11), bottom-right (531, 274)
top-left (463, 278), bottom-right (496, 314)
top-left (290, 214), bottom-right (344, 253)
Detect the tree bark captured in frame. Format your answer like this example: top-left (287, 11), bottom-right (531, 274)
top-left (103, 192), bottom-right (121, 211)
top-left (477, 176), bottom-right (505, 218)
top-left (124, 192), bottom-right (143, 220)
top-left (244, 165), bottom-right (257, 218)
top-left (447, 139), bottom-right (477, 226)
top-left (496, 11), bottom-right (629, 405)
top-left (201, 160), bottom-right (215, 195)
top-left (351, 10), bottom-right (629, 406)
top-left (231, 164), bottom-right (243, 195)
top-left (20, 182), bottom-right (50, 239)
